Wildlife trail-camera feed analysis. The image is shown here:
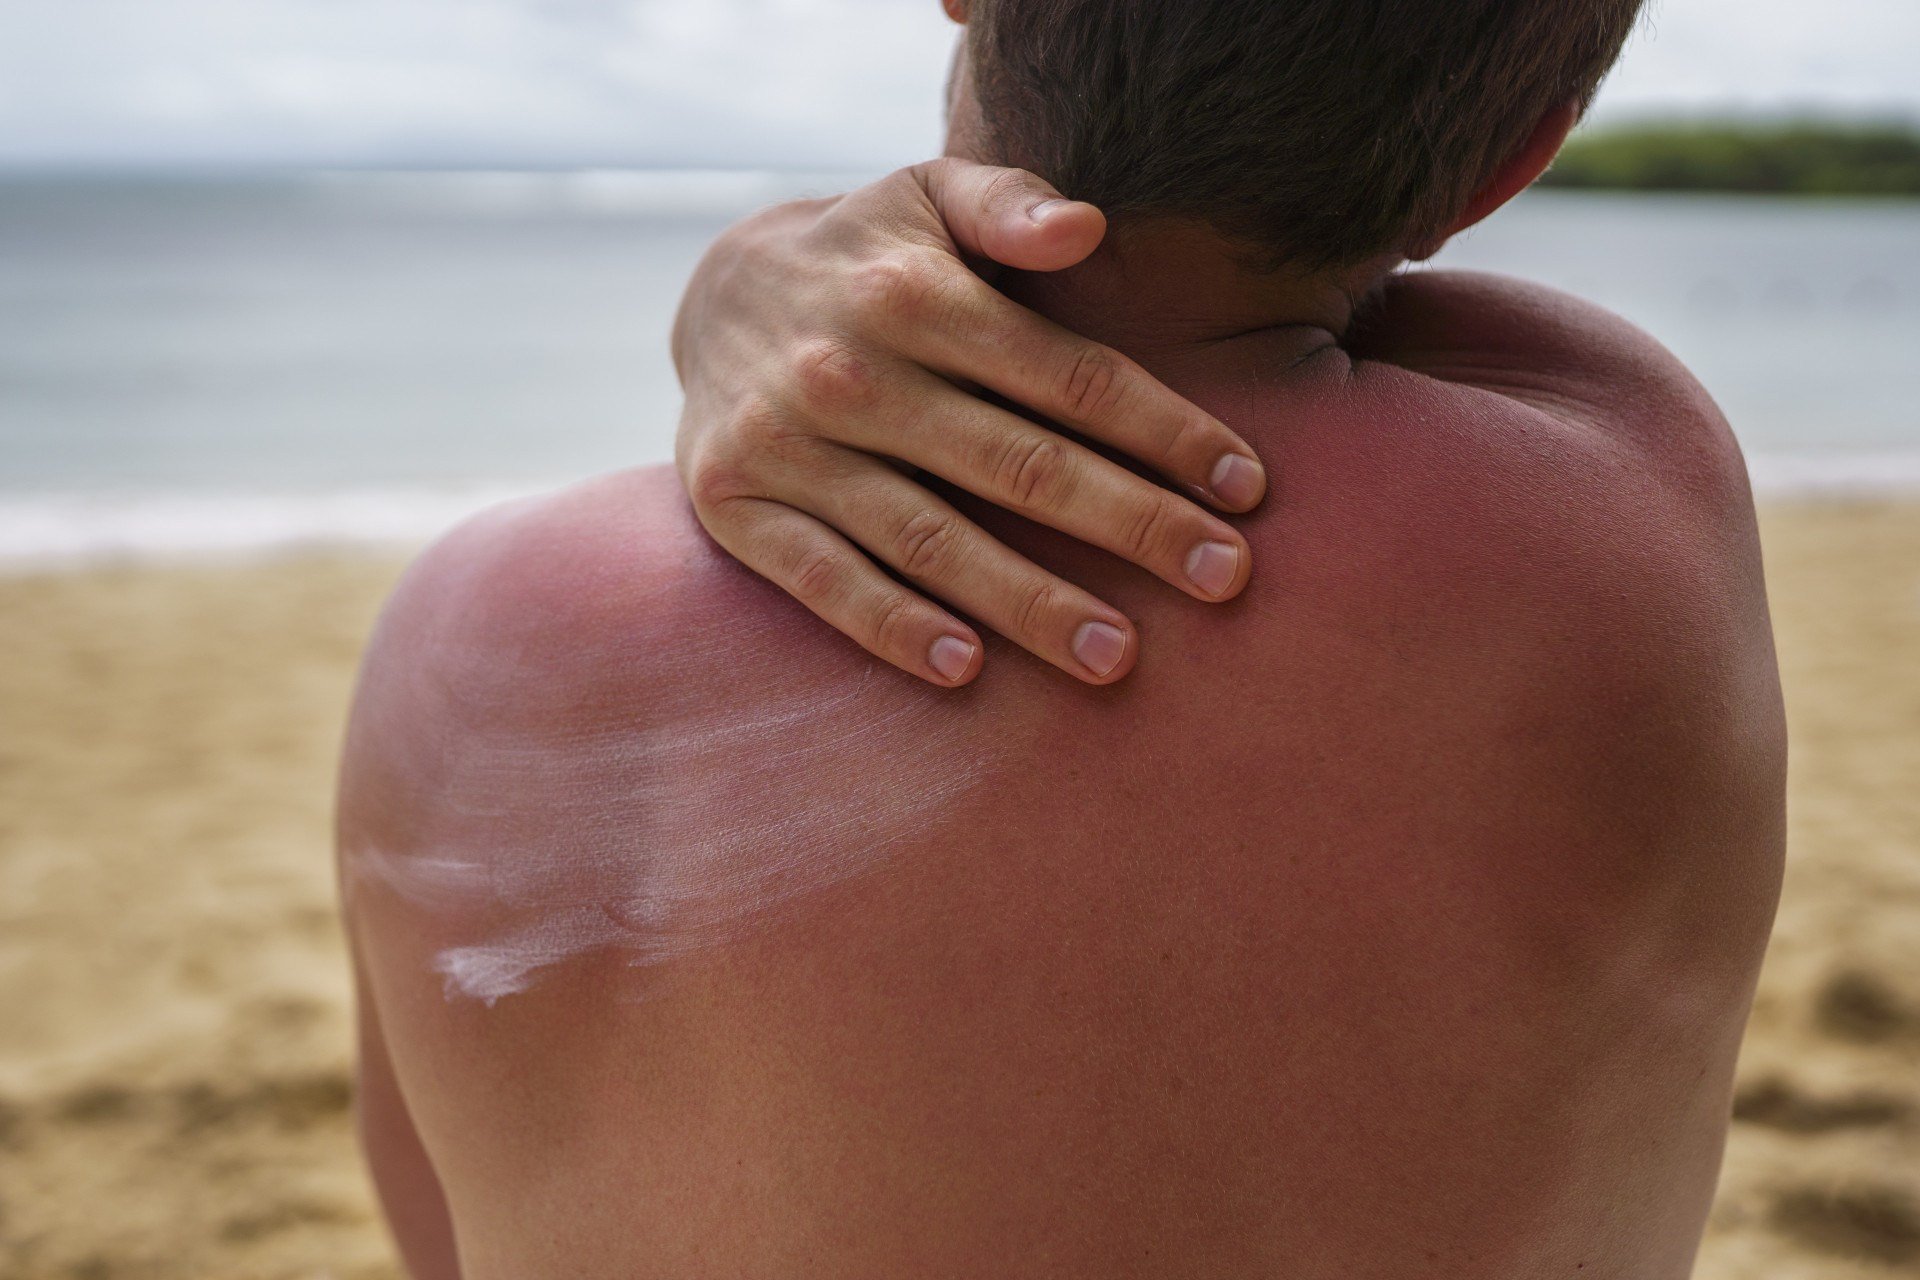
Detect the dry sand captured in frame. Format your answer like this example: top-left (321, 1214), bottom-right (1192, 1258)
top-left (1, 502), bottom-right (1916, 1279)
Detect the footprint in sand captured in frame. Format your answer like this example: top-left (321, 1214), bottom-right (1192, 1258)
top-left (1769, 1184), bottom-right (1920, 1267)
top-left (54, 1083), bottom-right (140, 1125)
top-left (169, 1071), bottom-right (351, 1136)
top-left (1735, 1076), bottom-right (1912, 1134)
top-left (1815, 970), bottom-right (1919, 1044)
top-left (219, 1197), bottom-right (359, 1243)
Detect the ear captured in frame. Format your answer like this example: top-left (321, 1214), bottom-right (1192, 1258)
top-left (941, 0), bottom-right (968, 22)
top-left (1407, 101), bottom-right (1579, 259)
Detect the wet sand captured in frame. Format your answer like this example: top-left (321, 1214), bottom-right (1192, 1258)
top-left (1, 502), bottom-right (1916, 1278)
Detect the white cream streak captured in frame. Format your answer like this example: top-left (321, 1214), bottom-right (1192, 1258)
top-left (346, 676), bottom-right (998, 1003)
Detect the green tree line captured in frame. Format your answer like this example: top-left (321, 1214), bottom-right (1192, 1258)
top-left (1539, 121), bottom-right (1920, 196)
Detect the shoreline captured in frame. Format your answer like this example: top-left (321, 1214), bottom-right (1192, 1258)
top-left (5, 460), bottom-right (1920, 570)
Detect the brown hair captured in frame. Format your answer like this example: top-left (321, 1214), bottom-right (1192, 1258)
top-left (966, 0), bottom-right (1643, 269)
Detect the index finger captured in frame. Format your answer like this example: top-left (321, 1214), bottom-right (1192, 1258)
top-left (890, 266), bottom-right (1269, 512)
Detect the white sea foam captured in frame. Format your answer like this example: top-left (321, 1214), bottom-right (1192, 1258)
top-left (0, 485), bottom-right (551, 572)
top-left (1744, 452), bottom-right (1920, 497)
top-left (3, 453), bottom-right (1917, 572)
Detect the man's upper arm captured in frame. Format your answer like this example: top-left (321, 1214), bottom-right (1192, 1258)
top-left (336, 503), bottom-right (566, 1280)
top-left (336, 478), bottom-right (692, 1260)
top-left (337, 475), bottom-right (698, 1013)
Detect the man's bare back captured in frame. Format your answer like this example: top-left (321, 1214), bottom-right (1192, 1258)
top-left (339, 269), bottom-right (1785, 1279)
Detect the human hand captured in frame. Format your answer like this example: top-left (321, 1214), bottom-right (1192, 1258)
top-left (672, 159), bottom-right (1266, 686)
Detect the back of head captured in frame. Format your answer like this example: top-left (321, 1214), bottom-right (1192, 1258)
top-left (966, 0), bottom-right (1643, 269)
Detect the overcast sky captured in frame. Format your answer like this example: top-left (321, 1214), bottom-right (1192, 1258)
top-left (2, 0), bottom-right (1914, 170)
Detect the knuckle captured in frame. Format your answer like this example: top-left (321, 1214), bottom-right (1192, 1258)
top-left (1118, 491), bottom-right (1181, 561)
top-left (788, 548), bottom-right (845, 606)
top-left (684, 397), bottom-right (809, 510)
top-left (684, 443), bottom-right (757, 512)
top-left (993, 434), bottom-right (1069, 510)
top-left (894, 509), bottom-right (963, 579)
top-left (1013, 580), bottom-right (1060, 638)
top-left (868, 594), bottom-right (919, 655)
top-left (1162, 414), bottom-right (1216, 471)
top-left (906, 157), bottom-right (955, 191)
top-left (853, 251), bottom-right (946, 324)
top-left (788, 338), bottom-right (874, 415)
top-left (1062, 346), bottom-right (1129, 424)
top-left (729, 397), bottom-right (799, 448)
top-left (979, 167), bottom-right (1030, 216)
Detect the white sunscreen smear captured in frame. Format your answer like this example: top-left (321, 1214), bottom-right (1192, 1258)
top-left (346, 669), bottom-right (1000, 1004)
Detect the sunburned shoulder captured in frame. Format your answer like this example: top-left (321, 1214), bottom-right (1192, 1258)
top-left (1294, 270), bottom-right (1767, 619)
top-left (1259, 270), bottom-right (1783, 802)
top-left (1261, 271), bottom-right (1787, 916)
top-left (398, 464), bottom-right (705, 613)
top-left (350, 465), bottom-right (817, 747)
top-left (1348, 269), bottom-right (1751, 506)
top-left (397, 466), bottom-right (687, 644)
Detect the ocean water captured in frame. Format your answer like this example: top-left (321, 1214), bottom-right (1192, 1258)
top-left (1, 172), bottom-right (1917, 563)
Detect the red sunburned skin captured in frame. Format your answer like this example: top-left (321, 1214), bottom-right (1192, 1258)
top-left (339, 494), bottom-right (1008, 1003)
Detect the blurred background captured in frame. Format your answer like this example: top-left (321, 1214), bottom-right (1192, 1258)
top-left (3, 0), bottom-right (1920, 552)
top-left (1, 3), bottom-right (1916, 1279)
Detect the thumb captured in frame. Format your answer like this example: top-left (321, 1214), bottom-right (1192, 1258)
top-left (907, 158), bottom-right (1107, 272)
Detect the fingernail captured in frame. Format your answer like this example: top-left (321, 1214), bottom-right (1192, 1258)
top-left (1070, 620), bottom-right (1128, 678)
top-left (1028, 198), bottom-right (1073, 224)
top-left (1209, 453), bottom-right (1264, 508)
top-left (928, 635), bottom-right (975, 682)
top-left (1184, 540), bottom-right (1240, 598)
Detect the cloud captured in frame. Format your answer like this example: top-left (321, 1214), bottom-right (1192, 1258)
top-left (0, 0), bottom-right (955, 167)
top-left (0, 0), bottom-right (1913, 169)
top-left (1596, 0), bottom-right (1920, 120)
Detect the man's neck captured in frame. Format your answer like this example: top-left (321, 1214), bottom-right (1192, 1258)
top-left (939, 134), bottom-right (1388, 364)
top-left (996, 221), bottom-right (1376, 365)
top-left (941, 59), bottom-right (1391, 361)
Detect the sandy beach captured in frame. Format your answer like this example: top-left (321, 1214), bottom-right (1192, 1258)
top-left (1, 501), bottom-right (1916, 1279)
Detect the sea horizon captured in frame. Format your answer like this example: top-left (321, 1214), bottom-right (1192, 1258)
top-left (4, 169), bottom-right (1917, 567)
top-left (4, 452), bottom-right (1919, 572)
